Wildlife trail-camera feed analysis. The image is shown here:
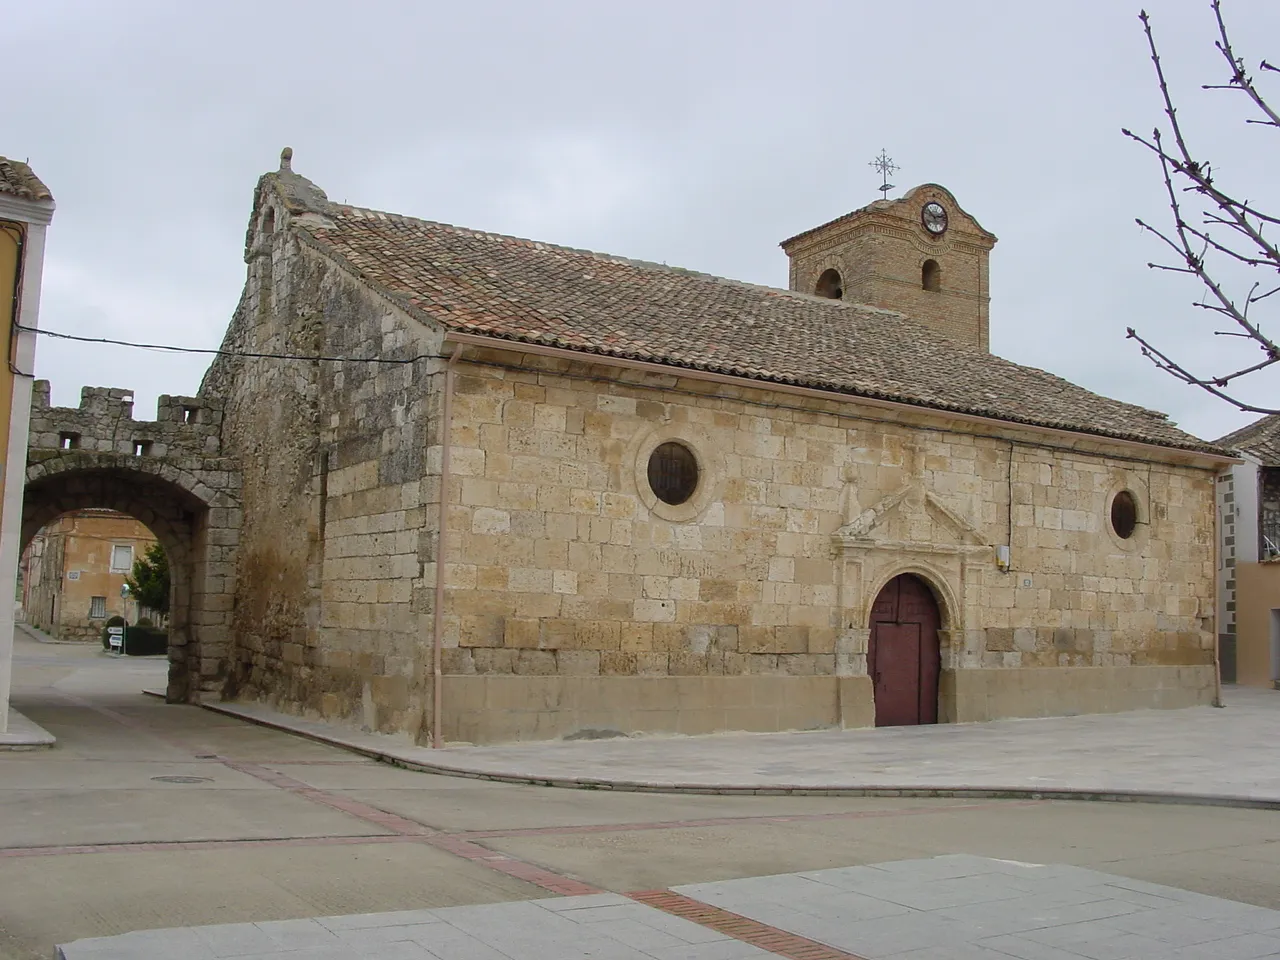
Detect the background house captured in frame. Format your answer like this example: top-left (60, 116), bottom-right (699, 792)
top-left (22, 510), bottom-right (160, 640)
top-left (1217, 415), bottom-right (1280, 688)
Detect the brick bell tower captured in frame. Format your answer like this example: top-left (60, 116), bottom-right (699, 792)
top-left (779, 184), bottom-right (997, 352)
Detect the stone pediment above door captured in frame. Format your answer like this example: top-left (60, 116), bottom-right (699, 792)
top-left (833, 483), bottom-right (990, 555)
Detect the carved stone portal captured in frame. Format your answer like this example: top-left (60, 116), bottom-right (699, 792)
top-left (832, 481), bottom-right (994, 679)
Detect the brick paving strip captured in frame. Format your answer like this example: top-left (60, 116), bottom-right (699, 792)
top-left (631, 890), bottom-right (871, 960)
top-left (217, 758), bottom-right (437, 836)
top-left (424, 834), bottom-right (602, 896)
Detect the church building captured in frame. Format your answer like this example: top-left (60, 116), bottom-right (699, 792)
top-left (200, 152), bottom-right (1231, 744)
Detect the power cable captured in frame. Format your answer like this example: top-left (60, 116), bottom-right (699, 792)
top-left (16, 324), bottom-right (431, 366)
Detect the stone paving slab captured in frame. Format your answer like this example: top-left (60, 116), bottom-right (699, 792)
top-left (673, 856), bottom-right (1280, 959)
top-left (56, 893), bottom-right (774, 959)
top-left (0, 707), bottom-right (56, 750)
top-left (203, 687), bottom-right (1280, 807)
top-left (57, 858), bottom-right (1280, 959)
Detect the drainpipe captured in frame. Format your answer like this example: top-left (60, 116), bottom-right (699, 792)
top-left (431, 347), bottom-right (463, 748)
top-left (1212, 468), bottom-right (1225, 708)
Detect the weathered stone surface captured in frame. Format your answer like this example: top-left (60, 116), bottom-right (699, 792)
top-left (23, 387), bottom-right (242, 702)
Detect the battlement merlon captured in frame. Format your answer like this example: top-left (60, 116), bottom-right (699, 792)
top-left (27, 381), bottom-right (225, 458)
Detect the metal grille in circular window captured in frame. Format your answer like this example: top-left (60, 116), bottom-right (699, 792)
top-left (1111, 490), bottom-right (1138, 539)
top-left (647, 442), bottom-right (699, 506)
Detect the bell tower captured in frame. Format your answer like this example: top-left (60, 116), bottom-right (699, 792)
top-left (779, 184), bottom-right (997, 352)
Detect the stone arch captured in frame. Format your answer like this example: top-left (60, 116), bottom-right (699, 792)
top-left (922, 258), bottom-right (941, 292)
top-left (863, 561), bottom-right (958, 633)
top-left (815, 267), bottom-right (844, 300)
top-left (866, 568), bottom-right (947, 727)
top-left (22, 453), bottom-right (240, 703)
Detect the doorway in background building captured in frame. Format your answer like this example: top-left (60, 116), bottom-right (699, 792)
top-left (869, 573), bottom-right (941, 726)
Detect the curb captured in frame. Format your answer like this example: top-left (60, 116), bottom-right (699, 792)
top-left (1, 708), bottom-right (57, 750)
top-left (185, 698), bottom-right (1280, 812)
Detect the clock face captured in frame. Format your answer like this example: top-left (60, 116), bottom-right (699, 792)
top-left (922, 201), bottom-right (948, 235)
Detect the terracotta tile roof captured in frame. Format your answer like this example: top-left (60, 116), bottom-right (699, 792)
top-left (295, 203), bottom-right (1226, 457)
top-left (0, 157), bottom-right (52, 202)
top-left (1217, 415), bottom-right (1280, 465)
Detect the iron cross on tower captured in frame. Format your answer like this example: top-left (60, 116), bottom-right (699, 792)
top-left (869, 150), bottom-right (898, 200)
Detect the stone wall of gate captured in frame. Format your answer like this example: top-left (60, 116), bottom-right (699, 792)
top-left (24, 383), bottom-right (242, 702)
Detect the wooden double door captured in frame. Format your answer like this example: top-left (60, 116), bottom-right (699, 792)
top-left (869, 574), bottom-right (941, 727)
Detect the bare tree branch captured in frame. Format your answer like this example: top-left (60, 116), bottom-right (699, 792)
top-left (1125, 4), bottom-right (1280, 415)
top-left (1211, 0), bottom-right (1280, 127)
top-left (1126, 328), bottom-right (1279, 414)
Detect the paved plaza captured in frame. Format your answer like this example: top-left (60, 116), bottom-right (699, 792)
top-left (58, 857), bottom-right (1280, 959)
top-left (212, 679), bottom-right (1280, 806)
top-left (4, 630), bottom-right (1280, 959)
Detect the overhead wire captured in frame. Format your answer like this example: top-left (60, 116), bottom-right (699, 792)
top-left (16, 324), bottom-right (430, 366)
top-left (19, 324), bottom-right (1218, 474)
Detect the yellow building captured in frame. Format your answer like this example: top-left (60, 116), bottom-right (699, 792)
top-left (23, 510), bottom-right (160, 641)
top-left (0, 157), bottom-right (55, 742)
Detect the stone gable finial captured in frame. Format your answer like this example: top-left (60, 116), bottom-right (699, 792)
top-left (280, 147), bottom-right (293, 172)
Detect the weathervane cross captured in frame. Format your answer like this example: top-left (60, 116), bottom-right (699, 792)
top-left (869, 149), bottom-right (899, 200)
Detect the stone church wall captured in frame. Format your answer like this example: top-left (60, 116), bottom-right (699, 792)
top-left (430, 347), bottom-right (1215, 742)
top-left (202, 198), bottom-right (442, 738)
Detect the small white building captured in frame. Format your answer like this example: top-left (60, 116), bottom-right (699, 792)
top-left (0, 157), bottom-right (55, 742)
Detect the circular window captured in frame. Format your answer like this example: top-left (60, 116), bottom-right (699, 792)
top-left (1110, 490), bottom-right (1138, 539)
top-left (647, 441), bottom-right (699, 506)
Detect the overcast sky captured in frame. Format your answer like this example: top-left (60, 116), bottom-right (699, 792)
top-left (7, 0), bottom-right (1279, 442)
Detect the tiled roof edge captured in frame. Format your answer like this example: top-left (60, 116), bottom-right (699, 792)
top-left (0, 157), bottom-right (53, 202)
top-left (446, 326), bottom-right (1234, 458)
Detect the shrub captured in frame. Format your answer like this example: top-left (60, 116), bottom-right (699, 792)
top-left (124, 625), bottom-right (168, 657)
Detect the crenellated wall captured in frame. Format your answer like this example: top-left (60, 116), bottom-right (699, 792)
top-left (28, 382), bottom-right (224, 458)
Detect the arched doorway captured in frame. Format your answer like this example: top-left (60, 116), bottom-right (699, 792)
top-left (868, 573), bottom-right (941, 727)
top-left (21, 456), bottom-right (239, 703)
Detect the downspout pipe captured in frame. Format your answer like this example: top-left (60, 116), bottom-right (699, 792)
top-left (431, 346), bottom-right (463, 748)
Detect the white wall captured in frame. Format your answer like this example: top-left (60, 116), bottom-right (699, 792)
top-left (0, 194), bottom-right (53, 734)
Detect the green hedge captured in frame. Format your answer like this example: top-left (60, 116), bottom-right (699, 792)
top-left (123, 626), bottom-right (168, 656)
top-left (101, 622), bottom-right (168, 655)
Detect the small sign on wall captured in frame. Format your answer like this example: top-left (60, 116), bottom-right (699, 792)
top-left (67, 571), bottom-right (81, 581)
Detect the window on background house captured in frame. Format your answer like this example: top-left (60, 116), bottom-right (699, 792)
top-left (110, 545), bottom-right (133, 573)
top-left (89, 597), bottom-right (107, 619)
top-left (1261, 467), bottom-right (1280, 560)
